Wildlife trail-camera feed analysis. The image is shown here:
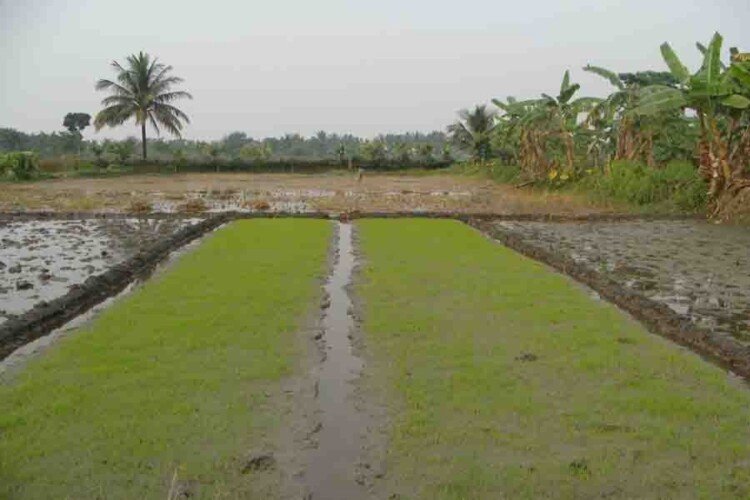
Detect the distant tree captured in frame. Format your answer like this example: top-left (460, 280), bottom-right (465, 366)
top-left (361, 139), bottom-right (388, 165)
top-left (171, 148), bottom-right (187, 172)
top-left (0, 128), bottom-right (24, 151)
top-left (90, 141), bottom-right (107, 168)
top-left (447, 105), bottom-right (497, 162)
top-left (336, 142), bottom-right (347, 165)
top-left (221, 132), bottom-right (251, 157)
top-left (63, 113), bottom-right (91, 135)
top-left (441, 144), bottom-right (453, 162)
top-left (108, 139), bottom-right (135, 164)
top-left (417, 143), bottom-right (434, 164)
top-left (202, 142), bottom-right (223, 171)
top-left (240, 143), bottom-right (272, 162)
top-left (393, 142), bottom-right (412, 163)
top-left (94, 52), bottom-right (192, 161)
top-left (62, 113), bottom-right (90, 155)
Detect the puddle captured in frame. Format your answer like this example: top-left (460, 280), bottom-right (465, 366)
top-left (306, 221), bottom-right (366, 499)
top-left (0, 218), bottom-right (201, 324)
top-left (494, 219), bottom-right (750, 343)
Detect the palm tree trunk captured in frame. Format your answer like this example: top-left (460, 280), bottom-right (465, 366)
top-left (141, 122), bottom-right (147, 161)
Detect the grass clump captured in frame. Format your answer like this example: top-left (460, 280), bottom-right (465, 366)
top-left (357, 219), bottom-right (750, 499)
top-left (0, 219), bottom-right (331, 499)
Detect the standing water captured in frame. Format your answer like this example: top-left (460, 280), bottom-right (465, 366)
top-left (307, 221), bottom-right (366, 499)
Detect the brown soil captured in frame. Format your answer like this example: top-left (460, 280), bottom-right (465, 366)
top-left (0, 172), bottom-right (615, 215)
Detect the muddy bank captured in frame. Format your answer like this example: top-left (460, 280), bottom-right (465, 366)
top-left (0, 215), bottom-right (228, 360)
top-left (470, 218), bottom-right (750, 380)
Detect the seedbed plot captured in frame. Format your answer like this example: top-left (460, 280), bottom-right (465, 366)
top-left (0, 219), bottom-right (331, 499)
top-left (355, 219), bottom-right (750, 499)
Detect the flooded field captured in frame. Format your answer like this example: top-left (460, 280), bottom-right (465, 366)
top-left (0, 217), bottom-right (200, 324)
top-left (0, 172), bottom-right (608, 215)
top-left (492, 219), bottom-right (750, 344)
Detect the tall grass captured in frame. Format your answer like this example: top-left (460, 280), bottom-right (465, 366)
top-left (579, 160), bottom-right (707, 212)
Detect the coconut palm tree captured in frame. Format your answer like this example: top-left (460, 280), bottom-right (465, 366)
top-left (447, 105), bottom-right (497, 162)
top-left (94, 52), bottom-right (192, 160)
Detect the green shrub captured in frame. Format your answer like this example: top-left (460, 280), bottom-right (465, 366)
top-left (0, 152), bottom-right (40, 180)
top-left (579, 160), bottom-right (707, 211)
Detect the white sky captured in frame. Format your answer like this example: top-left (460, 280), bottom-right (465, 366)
top-left (1, 0), bottom-right (748, 140)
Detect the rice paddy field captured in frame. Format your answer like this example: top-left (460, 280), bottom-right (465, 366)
top-left (1, 213), bottom-right (749, 499)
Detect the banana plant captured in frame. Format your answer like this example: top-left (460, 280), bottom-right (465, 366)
top-left (633, 32), bottom-right (750, 207)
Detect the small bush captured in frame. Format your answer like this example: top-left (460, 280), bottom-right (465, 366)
top-left (579, 160), bottom-right (707, 211)
top-left (0, 152), bottom-right (41, 180)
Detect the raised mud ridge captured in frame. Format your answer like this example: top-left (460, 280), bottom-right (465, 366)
top-left (0, 214), bottom-right (230, 360)
top-left (469, 218), bottom-right (750, 380)
top-left (306, 221), bottom-right (367, 499)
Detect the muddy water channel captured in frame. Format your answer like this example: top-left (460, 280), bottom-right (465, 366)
top-left (307, 222), bottom-right (366, 499)
top-left (493, 219), bottom-right (750, 343)
top-left (0, 218), bottom-right (200, 324)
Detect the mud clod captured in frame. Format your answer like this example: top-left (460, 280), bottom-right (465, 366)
top-left (241, 452), bottom-right (276, 473)
top-left (15, 281), bottom-right (33, 291)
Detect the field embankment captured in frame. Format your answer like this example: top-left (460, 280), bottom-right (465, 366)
top-left (0, 219), bottom-right (331, 498)
top-left (356, 219), bottom-right (750, 498)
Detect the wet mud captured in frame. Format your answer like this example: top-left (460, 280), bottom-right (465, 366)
top-left (0, 218), bottom-right (201, 324)
top-left (306, 221), bottom-right (367, 499)
top-left (471, 218), bottom-right (750, 379)
top-left (0, 215), bottom-right (228, 360)
top-left (492, 219), bottom-right (750, 342)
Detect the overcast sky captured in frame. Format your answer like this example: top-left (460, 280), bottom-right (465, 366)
top-left (1, 0), bottom-right (748, 140)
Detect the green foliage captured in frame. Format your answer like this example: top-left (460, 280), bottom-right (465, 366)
top-left (239, 143), bottom-right (272, 162)
top-left (358, 219), bottom-right (750, 498)
top-left (90, 142), bottom-right (107, 168)
top-left (0, 152), bottom-right (40, 180)
top-left (580, 160), bottom-right (707, 211)
top-left (360, 139), bottom-right (388, 165)
top-left (107, 140), bottom-right (135, 163)
top-left (0, 220), bottom-right (331, 498)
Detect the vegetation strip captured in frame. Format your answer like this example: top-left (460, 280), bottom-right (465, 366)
top-left (469, 218), bottom-right (750, 379)
top-left (0, 215), bottom-right (230, 360)
top-left (357, 219), bottom-right (750, 498)
top-left (0, 219), bottom-right (331, 498)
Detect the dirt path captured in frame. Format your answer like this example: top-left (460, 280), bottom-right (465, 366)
top-left (0, 172), bottom-right (613, 215)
